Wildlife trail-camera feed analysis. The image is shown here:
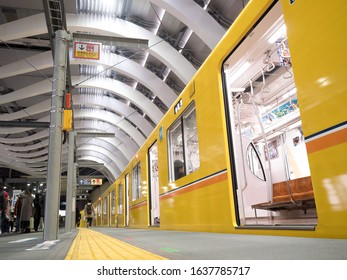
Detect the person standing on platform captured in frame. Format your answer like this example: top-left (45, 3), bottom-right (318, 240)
top-left (14, 194), bottom-right (22, 232)
top-left (9, 211), bottom-right (14, 232)
top-left (76, 206), bottom-right (81, 227)
top-left (3, 193), bottom-right (11, 233)
top-left (20, 188), bottom-right (33, 233)
top-left (33, 193), bottom-right (41, 231)
top-left (84, 200), bottom-right (94, 228)
top-left (0, 186), bottom-right (8, 234)
top-left (39, 191), bottom-right (45, 229)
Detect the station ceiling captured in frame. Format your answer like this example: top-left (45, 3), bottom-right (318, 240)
top-left (0, 0), bottom-right (248, 194)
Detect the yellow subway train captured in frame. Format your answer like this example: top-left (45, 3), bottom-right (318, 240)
top-left (86, 0), bottom-right (347, 238)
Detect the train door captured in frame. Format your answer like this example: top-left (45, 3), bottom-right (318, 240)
top-left (96, 200), bottom-right (101, 226)
top-left (222, 2), bottom-right (317, 227)
top-left (117, 182), bottom-right (124, 226)
top-left (148, 142), bottom-right (160, 226)
top-left (102, 196), bottom-right (108, 226)
top-left (110, 190), bottom-right (116, 226)
top-left (125, 174), bottom-right (130, 226)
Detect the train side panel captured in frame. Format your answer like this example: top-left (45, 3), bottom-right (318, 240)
top-left (282, 0), bottom-right (347, 237)
top-left (159, 172), bottom-right (232, 232)
top-left (95, 0), bottom-right (347, 238)
top-left (156, 79), bottom-right (232, 231)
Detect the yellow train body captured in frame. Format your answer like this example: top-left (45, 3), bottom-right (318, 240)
top-left (91, 0), bottom-right (347, 238)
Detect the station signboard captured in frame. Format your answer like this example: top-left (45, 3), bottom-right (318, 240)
top-left (78, 178), bottom-right (103, 186)
top-left (73, 41), bottom-right (101, 60)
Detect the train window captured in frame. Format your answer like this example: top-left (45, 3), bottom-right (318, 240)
top-left (118, 183), bottom-right (123, 214)
top-left (102, 196), bottom-right (107, 215)
top-left (168, 102), bottom-right (200, 181)
top-left (131, 163), bottom-right (141, 201)
top-left (111, 190), bottom-right (115, 215)
top-left (170, 120), bottom-right (185, 181)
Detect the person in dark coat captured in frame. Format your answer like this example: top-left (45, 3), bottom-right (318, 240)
top-left (75, 206), bottom-right (81, 227)
top-left (14, 194), bottom-right (22, 232)
top-left (33, 193), bottom-right (41, 231)
top-left (0, 186), bottom-right (7, 234)
top-left (20, 189), bottom-right (33, 233)
top-left (40, 192), bottom-right (46, 220)
top-left (83, 200), bottom-right (94, 228)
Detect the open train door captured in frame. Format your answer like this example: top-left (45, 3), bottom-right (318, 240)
top-left (125, 174), bottom-right (130, 227)
top-left (148, 142), bottom-right (160, 226)
top-left (222, 1), bottom-right (316, 228)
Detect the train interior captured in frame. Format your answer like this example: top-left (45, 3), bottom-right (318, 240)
top-left (223, 2), bottom-right (317, 227)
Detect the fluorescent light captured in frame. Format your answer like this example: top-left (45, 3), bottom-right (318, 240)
top-left (229, 61), bottom-right (251, 84)
top-left (282, 87), bottom-right (297, 99)
top-left (268, 24), bottom-right (287, 43)
top-left (229, 88), bottom-right (245, 92)
top-left (97, 65), bottom-right (104, 72)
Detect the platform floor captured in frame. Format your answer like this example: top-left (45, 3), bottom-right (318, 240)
top-left (0, 227), bottom-right (347, 260)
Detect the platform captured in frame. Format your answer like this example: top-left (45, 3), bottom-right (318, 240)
top-left (0, 227), bottom-right (347, 260)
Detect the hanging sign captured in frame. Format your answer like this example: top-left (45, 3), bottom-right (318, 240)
top-left (78, 178), bottom-right (103, 185)
top-left (91, 178), bottom-right (103, 185)
top-left (73, 41), bottom-right (101, 60)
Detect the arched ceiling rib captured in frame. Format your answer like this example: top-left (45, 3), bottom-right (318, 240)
top-left (0, 13), bottom-right (196, 83)
top-left (76, 138), bottom-right (129, 167)
top-left (76, 150), bottom-right (119, 179)
top-left (67, 14), bottom-right (196, 83)
top-left (0, 0), bottom-right (248, 188)
top-left (0, 50), bottom-right (177, 107)
top-left (0, 91), bottom-right (154, 138)
top-left (150, 0), bottom-right (225, 49)
top-left (73, 155), bottom-right (115, 182)
top-left (73, 76), bottom-right (164, 124)
top-left (73, 120), bottom-right (138, 159)
top-left (73, 147), bottom-right (122, 179)
top-left (63, 152), bottom-right (116, 182)
top-left (78, 144), bottom-right (124, 172)
top-left (1, 153), bottom-right (46, 176)
top-left (0, 139), bottom-right (48, 152)
top-left (74, 109), bottom-right (146, 147)
top-left (0, 130), bottom-right (49, 144)
top-left (75, 94), bottom-right (154, 136)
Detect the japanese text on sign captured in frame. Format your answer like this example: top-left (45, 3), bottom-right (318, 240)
top-left (73, 41), bottom-right (101, 60)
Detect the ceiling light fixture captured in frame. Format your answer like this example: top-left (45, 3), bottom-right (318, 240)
top-left (268, 24), bottom-right (287, 43)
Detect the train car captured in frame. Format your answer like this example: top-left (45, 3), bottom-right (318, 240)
top-left (96, 0), bottom-right (347, 238)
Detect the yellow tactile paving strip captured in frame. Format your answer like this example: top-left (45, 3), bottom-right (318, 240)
top-left (65, 228), bottom-right (168, 260)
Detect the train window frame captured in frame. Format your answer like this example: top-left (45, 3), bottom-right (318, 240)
top-left (118, 183), bottom-right (123, 214)
top-left (168, 101), bottom-right (200, 182)
top-left (111, 189), bottom-right (115, 215)
top-left (131, 163), bottom-right (141, 201)
top-left (102, 196), bottom-right (107, 215)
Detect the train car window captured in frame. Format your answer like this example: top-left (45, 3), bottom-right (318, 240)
top-left (118, 183), bottom-right (123, 214)
top-left (170, 120), bottom-right (185, 181)
top-left (168, 102), bottom-right (200, 181)
top-left (131, 163), bottom-right (141, 201)
top-left (183, 106), bottom-right (200, 174)
top-left (97, 201), bottom-right (101, 218)
top-left (111, 190), bottom-right (115, 215)
top-left (102, 196), bottom-right (107, 215)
